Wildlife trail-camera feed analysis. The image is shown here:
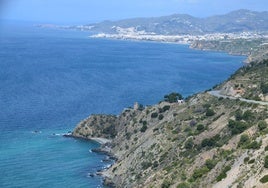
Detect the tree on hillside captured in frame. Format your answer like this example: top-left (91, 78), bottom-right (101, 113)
top-left (164, 92), bottom-right (183, 103)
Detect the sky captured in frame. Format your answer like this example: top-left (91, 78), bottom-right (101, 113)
top-left (1, 0), bottom-right (268, 24)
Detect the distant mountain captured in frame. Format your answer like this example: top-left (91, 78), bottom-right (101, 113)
top-left (81, 9), bottom-right (268, 35)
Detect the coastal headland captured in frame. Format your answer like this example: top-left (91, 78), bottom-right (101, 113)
top-left (66, 9), bottom-right (268, 188)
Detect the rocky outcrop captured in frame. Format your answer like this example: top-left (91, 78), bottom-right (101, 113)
top-left (72, 114), bottom-right (118, 139)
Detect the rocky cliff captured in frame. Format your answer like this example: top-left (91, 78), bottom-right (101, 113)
top-left (72, 59), bottom-right (268, 188)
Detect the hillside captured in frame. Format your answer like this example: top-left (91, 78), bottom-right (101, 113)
top-left (71, 59), bottom-right (268, 187)
top-left (74, 9), bottom-right (268, 35)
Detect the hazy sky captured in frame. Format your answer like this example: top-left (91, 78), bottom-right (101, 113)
top-left (1, 0), bottom-right (268, 24)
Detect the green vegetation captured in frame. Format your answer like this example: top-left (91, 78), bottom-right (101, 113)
top-left (161, 179), bottom-right (172, 188)
top-left (206, 108), bottom-right (215, 116)
top-left (151, 112), bottom-right (158, 118)
top-left (258, 120), bottom-right (268, 131)
top-left (176, 182), bottom-right (190, 188)
top-left (260, 175), bottom-right (268, 183)
top-left (238, 134), bottom-right (261, 149)
top-left (264, 155), bottom-right (268, 168)
top-left (141, 161), bottom-right (152, 170)
top-left (159, 105), bottom-right (170, 113)
top-left (140, 124), bottom-right (148, 132)
top-left (238, 134), bottom-right (250, 148)
top-left (164, 92), bottom-right (183, 103)
top-left (261, 82), bottom-right (268, 94)
top-left (184, 138), bottom-right (194, 149)
top-left (192, 166), bottom-right (209, 179)
top-left (196, 124), bottom-right (205, 132)
top-left (228, 120), bottom-right (248, 135)
top-left (216, 165), bottom-right (231, 182)
top-left (205, 159), bottom-right (217, 170)
top-left (201, 134), bottom-right (220, 148)
top-left (158, 114), bottom-right (164, 120)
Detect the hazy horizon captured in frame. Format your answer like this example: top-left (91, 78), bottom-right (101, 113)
top-left (1, 0), bottom-right (268, 24)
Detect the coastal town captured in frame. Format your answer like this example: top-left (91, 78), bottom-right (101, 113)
top-left (89, 26), bottom-right (268, 45)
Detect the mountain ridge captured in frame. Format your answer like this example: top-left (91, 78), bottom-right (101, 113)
top-left (81, 9), bottom-right (268, 35)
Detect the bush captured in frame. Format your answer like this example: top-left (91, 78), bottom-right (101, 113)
top-left (206, 108), bottom-right (215, 116)
top-left (238, 134), bottom-right (250, 148)
top-left (197, 124), bottom-right (205, 132)
top-left (247, 140), bottom-right (261, 150)
top-left (177, 182), bottom-right (190, 188)
top-left (264, 155), bottom-right (268, 168)
top-left (228, 120), bottom-right (248, 135)
top-left (260, 175), bottom-right (268, 183)
top-left (158, 114), bottom-right (164, 120)
top-left (192, 166), bottom-right (209, 179)
top-left (161, 179), bottom-right (172, 188)
top-left (258, 120), bottom-right (268, 131)
top-left (248, 159), bottom-right (255, 164)
top-left (140, 124), bottom-right (147, 132)
top-left (151, 112), bottom-right (158, 118)
top-left (141, 161), bottom-right (152, 170)
top-left (159, 105), bottom-right (170, 113)
top-left (242, 110), bottom-right (254, 121)
top-left (164, 92), bottom-right (183, 103)
top-left (184, 138), bottom-right (194, 149)
top-left (201, 135), bottom-right (220, 148)
top-left (244, 157), bottom-right (250, 163)
top-left (216, 165), bottom-right (231, 182)
top-left (205, 159), bottom-right (217, 170)
top-left (235, 110), bottom-right (243, 121)
top-left (261, 82), bottom-right (268, 94)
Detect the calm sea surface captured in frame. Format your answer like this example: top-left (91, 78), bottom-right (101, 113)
top-left (0, 23), bottom-right (245, 187)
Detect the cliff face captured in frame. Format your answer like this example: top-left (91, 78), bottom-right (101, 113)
top-left (72, 60), bottom-right (268, 188)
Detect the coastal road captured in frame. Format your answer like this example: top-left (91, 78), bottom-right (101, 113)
top-left (208, 90), bottom-right (268, 106)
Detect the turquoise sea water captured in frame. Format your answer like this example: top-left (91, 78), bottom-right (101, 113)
top-left (0, 23), bottom-right (245, 187)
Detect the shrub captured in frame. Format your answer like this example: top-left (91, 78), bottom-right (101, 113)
top-left (206, 108), bottom-right (215, 116)
top-left (159, 105), bottom-right (170, 113)
top-left (235, 110), bottom-right (243, 121)
top-left (140, 124), bottom-right (147, 132)
top-left (192, 166), bottom-right (209, 179)
top-left (142, 121), bottom-right (147, 126)
top-left (260, 175), bottom-right (268, 183)
top-left (247, 140), bottom-right (261, 150)
top-left (158, 114), bottom-right (164, 120)
top-left (184, 138), bottom-right (194, 149)
top-left (216, 165), bottom-right (231, 182)
top-left (164, 92), bottom-right (183, 103)
top-left (248, 159), bottom-right (255, 164)
top-left (205, 159), bottom-right (217, 170)
top-left (141, 161), bottom-right (152, 170)
top-left (161, 179), bottom-right (172, 188)
top-left (242, 110), bottom-right (254, 121)
top-left (264, 155), bottom-right (268, 168)
top-left (201, 135), bottom-right (220, 148)
top-left (244, 157), bottom-right (250, 163)
top-left (261, 82), bottom-right (268, 94)
top-left (196, 124), bottom-right (205, 132)
top-left (177, 182), bottom-right (190, 188)
top-left (238, 134), bottom-right (250, 148)
top-left (258, 120), bottom-right (268, 131)
top-left (228, 120), bottom-right (248, 135)
top-left (151, 112), bottom-right (158, 118)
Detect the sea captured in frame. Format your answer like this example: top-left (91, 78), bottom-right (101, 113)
top-left (0, 22), bottom-right (245, 188)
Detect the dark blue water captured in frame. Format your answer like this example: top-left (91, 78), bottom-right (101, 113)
top-left (0, 23), bottom-right (244, 187)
